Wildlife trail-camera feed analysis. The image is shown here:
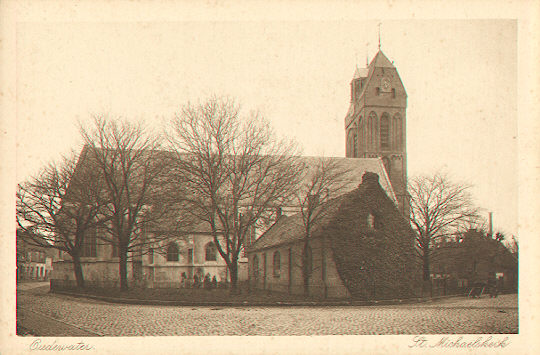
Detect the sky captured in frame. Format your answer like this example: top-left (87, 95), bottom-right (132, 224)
top-left (15, 19), bottom-right (518, 236)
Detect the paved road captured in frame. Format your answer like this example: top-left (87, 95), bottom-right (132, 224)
top-left (17, 286), bottom-right (518, 336)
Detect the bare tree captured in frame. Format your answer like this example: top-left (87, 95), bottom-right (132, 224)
top-left (16, 153), bottom-right (108, 288)
top-left (167, 97), bottom-right (303, 292)
top-left (79, 116), bottom-right (180, 290)
top-left (408, 173), bottom-right (479, 281)
top-left (295, 158), bottom-right (351, 296)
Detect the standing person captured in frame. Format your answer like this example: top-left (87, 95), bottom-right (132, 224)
top-left (487, 278), bottom-right (496, 298)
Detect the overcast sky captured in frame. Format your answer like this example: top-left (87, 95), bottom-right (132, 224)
top-left (15, 19), bottom-right (518, 235)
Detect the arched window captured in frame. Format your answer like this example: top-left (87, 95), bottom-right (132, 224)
top-left (368, 112), bottom-right (378, 151)
top-left (253, 255), bottom-right (259, 280)
top-left (367, 213), bottom-right (375, 229)
top-left (380, 113), bottom-right (390, 150)
top-left (205, 242), bottom-right (217, 261)
top-left (392, 114), bottom-right (402, 150)
top-left (166, 243), bottom-right (179, 262)
top-left (273, 251), bottom-right (281, 277)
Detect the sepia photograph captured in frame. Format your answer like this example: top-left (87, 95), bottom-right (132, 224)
top-left (1, 1), bottom-right (538, 354)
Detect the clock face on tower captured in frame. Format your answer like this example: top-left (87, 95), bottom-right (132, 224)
top-left (381, 76), bottom-right (391, 92)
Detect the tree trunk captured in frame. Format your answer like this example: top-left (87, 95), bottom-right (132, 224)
top-left (422, 250), bottom-right (431, 281)
top-left (228, 260), bottom-right (239, 294)
top-left (72, 254), bottom-right (85, 289)
top-left (422, 250), bottom-right (432, 297)
top-left (119, 246), bottom-right (128, 290)
top-left (302, 242), bottom-right (310, 297)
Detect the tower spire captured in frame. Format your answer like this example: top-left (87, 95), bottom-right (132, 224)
top-left (365, 42), bottom-right (369, 66)
top-left (378, 22), bottom-right (382, 50)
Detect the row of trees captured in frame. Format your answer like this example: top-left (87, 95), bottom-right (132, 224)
top-left (17, 97), bottom-right (353, 293)
top-left (17, 96), bottom-right (517, 294)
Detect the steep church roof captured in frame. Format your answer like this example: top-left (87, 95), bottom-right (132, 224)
top-left (368, 50), bottom-right (394, 69)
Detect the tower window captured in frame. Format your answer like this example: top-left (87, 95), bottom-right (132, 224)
top-left (393, 114), bottom-right (402, 150)
top-left (380, 114), bottom-right (390, 150)
top-left (368, 112), bottom-right (378, 151)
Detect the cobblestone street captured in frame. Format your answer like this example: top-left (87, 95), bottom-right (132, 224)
top-left (17, 285), bottom-right (518, 336)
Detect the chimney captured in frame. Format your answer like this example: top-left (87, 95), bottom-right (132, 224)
top-left (361, 172), bottom-right (380, 186)
top-left (488, 212), bottom-right (493, 237)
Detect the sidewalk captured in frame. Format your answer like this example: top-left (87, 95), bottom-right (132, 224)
top-left (17, 308), bottom-right (101, 337)
top-left (50, 288), bottom-right (474, 307)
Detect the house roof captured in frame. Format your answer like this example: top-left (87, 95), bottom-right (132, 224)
top-left (249, 172), bottom-right (388, 252)
top-left (249, 195), bottom-right (344, 251)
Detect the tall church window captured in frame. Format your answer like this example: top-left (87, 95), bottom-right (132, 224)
top-left (380, 113), bottom-right (390, 150)
top-left (81, 227), bottom-right (97, 257)
top-left (205, 242), bottom-right (217, 261)
top-left (368, 112), bottom-right (378, 151)
top-left (166, 242), bottom-right (179, 262)
top-left (273, 251), bottom-right (281, 278)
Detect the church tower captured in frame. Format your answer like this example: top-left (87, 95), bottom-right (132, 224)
top-left (344, 50), bottom-right (408, 214)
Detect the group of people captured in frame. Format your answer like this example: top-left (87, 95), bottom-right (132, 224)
top-left (180, 272), bottom-right (219, 289)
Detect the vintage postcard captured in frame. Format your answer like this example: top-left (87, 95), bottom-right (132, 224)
top-left (1, 0), bottom-right (538, 354)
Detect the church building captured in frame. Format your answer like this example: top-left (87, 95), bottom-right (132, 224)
top-left (51, 49), bottom-right (419, 297)
top-left (247, 50), bottom-right (420, 299)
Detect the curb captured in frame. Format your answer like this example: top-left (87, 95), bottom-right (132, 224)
top-left (51, 289), bottom-right (468, 307)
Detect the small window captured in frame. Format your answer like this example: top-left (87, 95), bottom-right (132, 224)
top-left (166, 243), bottom-right (179, 262)
top-left (187, 248), bottom-right (193, 264)
top-left (205, 242), bottom-right (216, 261)
top-left (273, 251), bottom-right (281, 278)
top-left (367, 213), bottom-right (375, 229)
top-left (392, 88), bottom-right (396, 98)
top-left (376, 87), bottom-right (380, 95)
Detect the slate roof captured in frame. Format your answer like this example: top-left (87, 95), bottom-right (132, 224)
top-left (72, 147), bottom-right (395, 236)
top-left (294, 156), bottom-right (396, 204)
